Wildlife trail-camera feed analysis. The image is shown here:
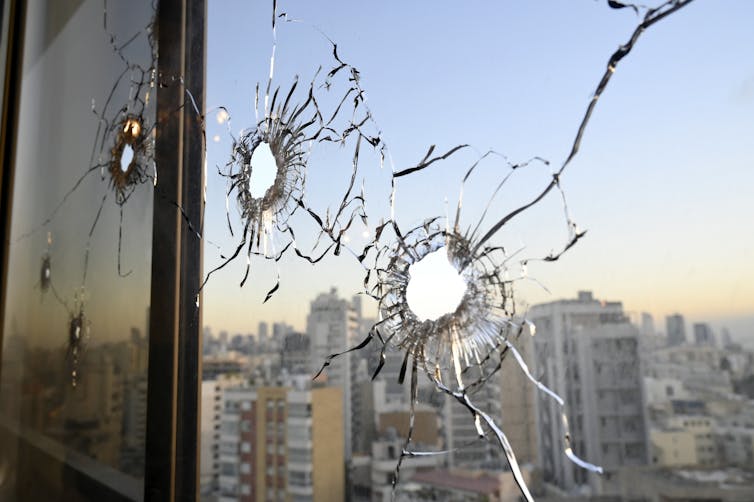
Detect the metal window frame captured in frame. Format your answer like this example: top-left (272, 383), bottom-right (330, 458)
top-left (145, 0), bottom-right (206, 500)
top-left (0, 0), bottom-right (25, 385)
top-left (0, 0), bottom-right (207, 500)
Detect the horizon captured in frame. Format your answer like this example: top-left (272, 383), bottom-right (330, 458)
top-left (202, 285), bottom-right (754, 350)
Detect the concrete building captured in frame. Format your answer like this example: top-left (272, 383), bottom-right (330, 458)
top-left (369, 432), bottom-right (442, 502)
top-left (651, 428), bottom-right (699, 467)
top-left (499, 330), bottom-right (538, 466)
top-left (201, 376), bottom-right (244, 498)
top-left (640, 312), bottom-right (656, 337)
top-left (530, 291), bottom-right (649, 496)
top-left (665, 314), bottom-right (687, 346)
top-left (307, 288), bottom-right (359, 458)
top-left (55, 350), bottom-right (124, 468)
top-left (272, 323), bottom-right (293, 351)
top-left (667, 416), bottom-right (717, 466)
top-left (444, 373), bottom-right (503, 468)
top-left (604, 466), bottom-right (754, 502)
top-left (651, 416), bottom-right (718, 468)
top-left (203, 353), bottom-right (246, 380)
top-left (258, 322), bottom-right (269, 348)
top-left (718, 426), bottom-right (754, 468)
top-left (693, 322), bottom-right (715, 347)
top-left (119, 329), bottom-right (149, 476)
top-left (643, 344), bottom-right (734, 397)
top-left (643, 376), bottom-right (690, 412)
top-left (351, 379), bottom-right (376, 457)
top-left (217, 385), bottom-right (344, 502)
top-left (279, 332), bottom-right (310, 375)
top-left (406, 468), bottom-right (535, 502)
top-left (721, 327), bottom-right (734, 348)
top-left (287, 387), bottom-right (345, 502)
top-left (371, 350), bottom-right (411, 406)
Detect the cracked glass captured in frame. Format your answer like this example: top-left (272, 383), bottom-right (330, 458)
top-left (194, 0), bottom-right (754, 499)
top-left (198, 1), bottom-right (752, 500)
top-left (0, 0), bottom-right (735, 500)
top-left (0, 1), bottom-right (155, 499)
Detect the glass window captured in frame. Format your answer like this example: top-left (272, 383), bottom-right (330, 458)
top-left (0, 1), bottom-right (158, 499)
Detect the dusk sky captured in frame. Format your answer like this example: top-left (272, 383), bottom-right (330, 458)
top-left (201, 1), bottom-right (754, 343)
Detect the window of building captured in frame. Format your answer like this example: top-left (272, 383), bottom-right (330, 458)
top-left (1, 2), bottom-right (751, 501)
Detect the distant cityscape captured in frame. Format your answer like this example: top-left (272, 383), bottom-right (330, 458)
top-left (199, 289), bottom-right (754, 501)
top-left (2, 287), bottom-right (752, 501)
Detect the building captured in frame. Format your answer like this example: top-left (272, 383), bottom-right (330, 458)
top-left (499, 330), bottom-right (538, 466)
top-left (287, 387), bottom-right (345, 501)
top-left (651, 416), bottom-right (718, 468)
top-left (201, 375), bottom-right (244, 497)
top-left (369, 432), bottom-right (442, 502)
top-left (55, 349), bottom-right (124, 468)
top-left (693, 322), bottom-right (715, 347)
top-left (530, 291), bottom-right (649, 496)
top-left (406, 468), bottom-right (534, 502)
top-left (607, 466), bottom-right (754, 502)
top-left (666, 314), bottom-right (687, 346)
top-left (258, 322), bottom-right (269, 348)
top-left (641, 312), bottom-right (656, 337)
top-left (119, 329), bottom-right (149, 476)
top-left (651, 428), bottom-right (699, 467)
top-left (203, 353), bottom-right (247, 380)
top-left (279, 332), bottom-right (310, 375)
top-left (307, 288), bottom-right (360, 458)
top-left (217, 385), bottom-right (345, 502)
top-left (444, 372), bottom-right (503, 468)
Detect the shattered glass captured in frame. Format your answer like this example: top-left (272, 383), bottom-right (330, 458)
top-left (200, 1), bottom-right (386, 302)
top-left (301, 1), bottom-right (697, 500)
top-left (4, 0), bottom-right (697, 499)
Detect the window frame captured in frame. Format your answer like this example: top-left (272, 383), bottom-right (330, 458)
top-left (0, 0), bottom-right (207, 500)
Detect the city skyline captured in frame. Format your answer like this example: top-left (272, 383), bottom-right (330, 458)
top-left (200, 287), bottom-right (754, 500)
top-left (202, 285), bottom-right (754, 350)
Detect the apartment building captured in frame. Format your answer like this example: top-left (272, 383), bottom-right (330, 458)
top-left (217, 385), bottom-right (344, 502)
top-left (530, 291), bottom-right (649, 495)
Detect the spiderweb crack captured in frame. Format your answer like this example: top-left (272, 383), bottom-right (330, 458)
top-left (201, 1), bottom-right (387, 302)
top-left (314, 2), bottom-right (697, 500)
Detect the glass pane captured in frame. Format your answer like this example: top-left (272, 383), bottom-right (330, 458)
top-left (0, 1), bottom-right (154, 499)
top-left (201, 2), bottom-right (754, 501)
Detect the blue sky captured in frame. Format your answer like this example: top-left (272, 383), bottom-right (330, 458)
top-left (202, 1), bottom-right (754, 343)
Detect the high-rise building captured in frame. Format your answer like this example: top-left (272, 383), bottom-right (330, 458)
top-left (721, 327), bottom-right (734, 348)
top-left (258, 321), bottom-right (269, 347)
top-left (444, 374), bottom-right (503, 468)
top-left (280, 332), bottom-right (310, 375)
top-left (530, 291), bottom-right (649, 496)
top-left (287, 387), bottom-right (345, 501)
top-left (201, 375), bottom-right (244, 497)
top-left (273, 322), bottom-right (293, 342)
top-left (217, 385), bottom-right (344, 502)
top-left (307, 288), bottom-right (359, 458)
top-left (59, 350), bottom-right (124, 468)
top-left (641, 312), bottom-right (655, 337)
top-left (693, 322), bottom-right (715, 347)
top-left (666, 314), bottom-right (687, 346)
top-left (120, 328), bottom-right (149, 476)
top-left (499, 330), bottom-right (538, 466)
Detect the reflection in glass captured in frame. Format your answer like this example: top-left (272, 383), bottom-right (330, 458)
top-left (0, 1), bottom-right (154, 499)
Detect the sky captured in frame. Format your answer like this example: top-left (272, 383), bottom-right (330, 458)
top-left (201, 1), bottom-right (754, 344)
